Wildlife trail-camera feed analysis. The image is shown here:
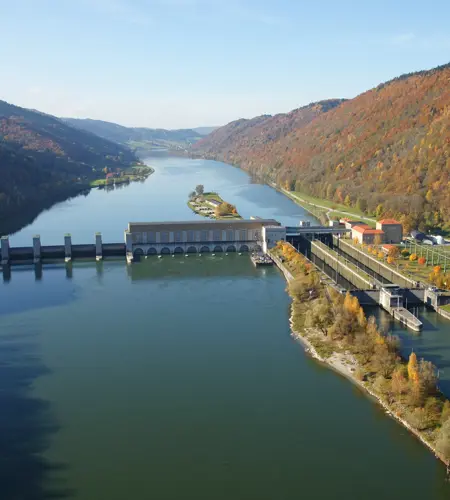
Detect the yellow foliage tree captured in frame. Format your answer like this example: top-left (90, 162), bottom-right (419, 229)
top-left (408, 352), bottom-right (419, 384)
top-left (357, 306), bottom-right (367, 327)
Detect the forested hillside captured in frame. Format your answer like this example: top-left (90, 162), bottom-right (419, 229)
top-left (0, 100), bottom-right (137, 234)
top-left (195, 99), bottom-right (344, 163)
top-left (193, 63), bottom-right (450, 232)
top-left (63, 118), bottom-right (202, 153)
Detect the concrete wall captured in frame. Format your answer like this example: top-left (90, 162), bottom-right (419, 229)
top-left (310, 241), bottom-right (373, 290)
top-left (377, 223), bottom-right (402, 244)
top-left (262, 226), bottom-right (287, 253)
top-left (335, 238), bottom-right (417, 288)
top-left (436, 307), bottom-right (450, 321)
top-left (350, 290), bottom-right (380, 305)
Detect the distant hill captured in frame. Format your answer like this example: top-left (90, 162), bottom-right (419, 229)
top-left (193, 99), bottom-right (345, 162)
top-left (193, 63), bottom-right (450, 232)
top-left (0, 100), bottom-right (137, 235)
top-left (63, 118), bottom-right (202, 153)
top-left (192, 126), bottom-right (219, 136)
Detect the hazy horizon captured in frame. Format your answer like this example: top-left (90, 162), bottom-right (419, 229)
top-left (1, 0), bottom-right (449, 129)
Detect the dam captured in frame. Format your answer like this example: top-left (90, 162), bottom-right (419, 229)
top-left (1, 219), bottom-right (350, 265)
top-left (1, 219), bottom-right (285, 265)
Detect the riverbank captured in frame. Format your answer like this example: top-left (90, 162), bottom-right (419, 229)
top-left (90, 164), bottom-right (154, 188)
top-left (289, 320), bottom-right (446, 465)
top-left (271, 243), bottom-right (450, 468)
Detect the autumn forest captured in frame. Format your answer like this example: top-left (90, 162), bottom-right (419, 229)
top-left (193, 63), bottom-right (450, 234)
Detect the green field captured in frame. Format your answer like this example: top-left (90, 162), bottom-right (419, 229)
top-left (284, 189), bottom-right (376, 226)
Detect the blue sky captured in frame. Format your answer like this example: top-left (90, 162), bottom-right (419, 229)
top-left (1, 0), bottom-right (449, 128)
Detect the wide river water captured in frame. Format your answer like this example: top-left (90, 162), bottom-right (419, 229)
top-left (2, 154), bottom-right (450, 499)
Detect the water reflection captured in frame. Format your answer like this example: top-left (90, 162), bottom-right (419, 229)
top-left (126, 254), bottom-right (265, 281)
top-left (0, 331), bottom-right (72, 499)
top-left (34, 264), bottom-right (43, 281)
top-left (65, 263), bottom-right (73, 280)
top-left (2, 265), bottom-right (11, 283)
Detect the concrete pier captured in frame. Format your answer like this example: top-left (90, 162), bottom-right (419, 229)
top-left (95, 233), bottom-right (103, 261)
top-left (125, 231), bottom-right (133, 263)
top-left (64, 234), bottom-right (72, 263)
top-left (392, 307), bottom-right (423, 332)
top-left (380, 285), bottom-right (423, 331)
top-left (33, 235), bottom-right (41, 263)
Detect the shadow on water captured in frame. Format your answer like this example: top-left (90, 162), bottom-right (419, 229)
top-left (0, 333), bottom-right (73, 499)
top-left (0, 265), bottom-right (78, 318)
top-left (415, 312), bottom-right (441, 332)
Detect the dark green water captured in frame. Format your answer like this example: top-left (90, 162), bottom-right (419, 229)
top-left (2, 155), bottom-right (450, 499)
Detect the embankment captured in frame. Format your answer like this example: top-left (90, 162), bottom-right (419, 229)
top-left (271, 250), bottom-right (449, 468)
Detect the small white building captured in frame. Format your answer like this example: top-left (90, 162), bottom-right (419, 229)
top-left (206, 199), bottom-right (222, 208)
top-left (262, 226), bottom-right (287, 253)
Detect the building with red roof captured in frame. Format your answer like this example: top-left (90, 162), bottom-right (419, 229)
top-left (376, 219), bottom-right (402, 243)
top-left (352, 224), bottom-right (384, 244)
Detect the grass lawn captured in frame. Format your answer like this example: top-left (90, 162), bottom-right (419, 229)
top-left (348, 240), bottom-right (433, 284)
top-left (441, 304), bottom-right (450, 312)
top-left (89, 179), bottom-right (107, 187)
top-left (287, 190), bottom-right (376, 224)
top-left (202, 192), bottom-right (222, 201)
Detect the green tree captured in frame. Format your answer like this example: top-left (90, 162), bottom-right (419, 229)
top-left (305, 300), bottom-right (334, 335)
top-left (418, 359), bottom-right (437, 396)
top-left (375, 204), bottom-right (384, 218)
top-left (344, 194), bottom-right (351, 206)
top-left (372, 343), bottom-right (396, 377)
top-left (356, 198), bottom-right (367, 213)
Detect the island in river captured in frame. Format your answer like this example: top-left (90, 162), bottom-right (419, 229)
top-left (188, 188), bottom-right (241, 219)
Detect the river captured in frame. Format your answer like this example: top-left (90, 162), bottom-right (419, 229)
top-left (2, 153), bottom-right (450, 499)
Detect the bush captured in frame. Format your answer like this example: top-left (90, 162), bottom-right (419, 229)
top-left (354, 367), bottom-right (365, 381)
top-left (401, 249), bottom-right (410, 258)
top-left (377, 251), bottom-right (384, 259)
top-left (406, 407), bottom-right (435, 431)
top-left (436, 420), bottom-right (450, 460)
top-left (418, 257), bottom-right (427, 266)
top-left (410, 253), bottom-right (418, 261)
